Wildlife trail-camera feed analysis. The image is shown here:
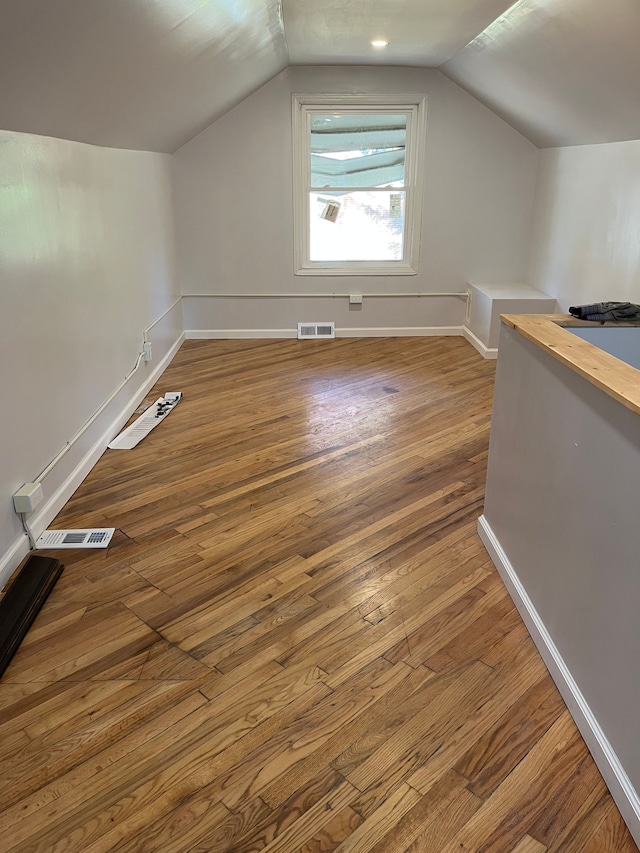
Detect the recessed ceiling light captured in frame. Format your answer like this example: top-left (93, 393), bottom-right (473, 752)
top-left (371, 40), bottom-right (389, 48)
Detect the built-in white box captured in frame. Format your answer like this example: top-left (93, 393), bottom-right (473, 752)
top-left (464, 282), bottom-right (556, 359)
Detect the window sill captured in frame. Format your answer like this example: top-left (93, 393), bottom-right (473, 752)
top-left (295, 263), bottom-right (418, 277)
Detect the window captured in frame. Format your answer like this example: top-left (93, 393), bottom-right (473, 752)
top-left (292, 94), bottom-right (427, 276)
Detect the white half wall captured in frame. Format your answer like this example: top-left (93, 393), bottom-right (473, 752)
top-left (0, 130), bottom-right (182, 584)
top-left (482, 324), bottom-right (640, 844)
top-left (172, 66), bottom-right (539, 334)
top-left (528, 139), bottom-right (640, 312)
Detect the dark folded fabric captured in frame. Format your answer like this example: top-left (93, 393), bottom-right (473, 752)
top-left (568, 302), bottom-right (640, 322)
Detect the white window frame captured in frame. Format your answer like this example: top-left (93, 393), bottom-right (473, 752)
top-left (292, 93), bottom-right (427, 276)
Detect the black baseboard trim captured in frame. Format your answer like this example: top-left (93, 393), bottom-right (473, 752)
top-left (0, 555), bottom-right (64, 679)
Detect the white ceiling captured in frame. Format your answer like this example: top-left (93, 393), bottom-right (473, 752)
top-left (0, 0), bottom-right (288, 153)
top-left (0, 0), bottom-right (638, 152)
top-left (441, 0), bottom-right (640, 148)
top-left (283, 0), bottom-right (515, 66)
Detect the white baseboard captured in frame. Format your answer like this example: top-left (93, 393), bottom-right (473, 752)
top-left (0, 332), bottom-right (185, 591)
top-left (186, 327), bottom-right (464, 340)
top-left (0, 536), bottom-right (31, 592)
top-left (185, 329), bottom-right (297, 339)
top-left (462, 327), bottom-right (498, 359)
top-left (478, 515), bottom-right (640, 847)
top-left (337, 326), bottom-right (463, 338)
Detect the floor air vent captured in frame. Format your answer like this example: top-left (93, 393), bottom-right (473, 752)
top-left (36, 529), bottom-right (115, 549)
top-left (297, 322), bottom-right (335, 340)
top-left (108, 392), bottom-right (182, 450)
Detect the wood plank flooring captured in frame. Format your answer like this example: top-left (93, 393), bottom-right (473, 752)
top-left (0, 336), bottom-right (636, 852)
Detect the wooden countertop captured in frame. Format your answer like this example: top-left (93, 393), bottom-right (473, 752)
top-left (501, 314), bottom-right (640, 416)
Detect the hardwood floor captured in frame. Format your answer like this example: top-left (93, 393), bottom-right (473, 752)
top-left (0, 336), bottom-right (636, 852)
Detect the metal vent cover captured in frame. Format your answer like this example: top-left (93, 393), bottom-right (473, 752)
top-left (297, 322), bottom-right (335, 340)
top-left (108, 392), bottom-right (182, 450)
top-left (36, 528), bottom-right (115, 549)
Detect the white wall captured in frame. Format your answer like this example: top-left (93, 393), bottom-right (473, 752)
top-left (529, 140), bottom-right (640, 312)
top-left (481, 325), bottom-right (640, 843)
top-left (172, 66), bottom-right (539, 335)
top-left (0, 130), bottom-right (182, 582)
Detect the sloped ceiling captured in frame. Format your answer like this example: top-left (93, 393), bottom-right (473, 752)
top-left (0, 0), bottom-right (638, 152)
top-left (0, 0), bottom-right (288, 153)
top-left (441, 0), bottom-right (640, 148)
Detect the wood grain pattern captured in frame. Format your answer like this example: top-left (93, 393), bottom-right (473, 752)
top-left (0, 337), bottom-right (636, 852)
top-left (501, 313), bottom-right (640, 416)
top-left (511, 838), bottom-right (548, 853)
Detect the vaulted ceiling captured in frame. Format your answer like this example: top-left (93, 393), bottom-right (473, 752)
top-left (0, 0), bottom-right (638, 153)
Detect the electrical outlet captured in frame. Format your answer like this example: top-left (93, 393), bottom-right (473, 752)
top-left (13, 483), bottom-right (44, 514)
top-left (349, 294), bottom-right (363, 304)
top-left (142, 341), bottom-right (152, 363)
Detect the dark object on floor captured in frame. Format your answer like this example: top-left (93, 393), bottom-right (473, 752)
top-left (569, 302), bottom-right (640, 322)
top-left (0, 555), bottom-right (64, 678)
